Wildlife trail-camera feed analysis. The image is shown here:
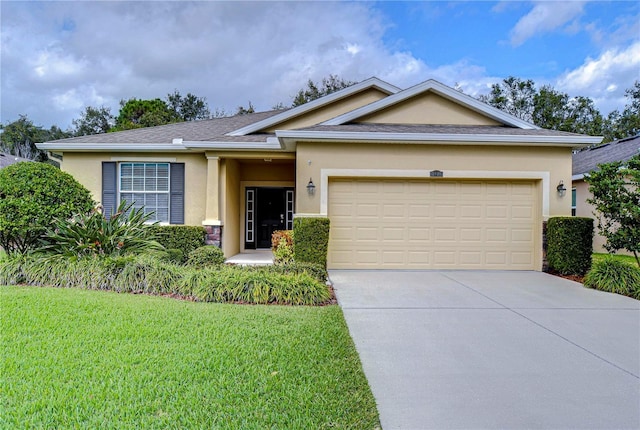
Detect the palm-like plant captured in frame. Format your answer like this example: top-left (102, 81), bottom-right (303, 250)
top-left (40, 201), bottom-right (164, 258)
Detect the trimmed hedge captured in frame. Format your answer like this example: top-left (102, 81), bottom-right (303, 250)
top-left (149, 225), bottom-right (206, 262)
top-left (294, 217), bottom-right (330, 268)
top-left (187, 245), bottom-right (226, 268)
top-left (0, 162), bottom-right (94, 254)
top-left (547, 217), bottom-right (594, 275)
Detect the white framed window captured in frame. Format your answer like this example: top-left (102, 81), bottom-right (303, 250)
top-left (571, 188), bottom-right (577, 216)
top-left (119, 162), bottom-right (170, 222)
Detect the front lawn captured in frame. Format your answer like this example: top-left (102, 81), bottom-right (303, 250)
top-left (592, 252), bottom-right (638, 267)
top-left (0, 286), bottom-right (380, 429)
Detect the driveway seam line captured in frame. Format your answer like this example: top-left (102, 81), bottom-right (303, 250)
top-left (441, 273), bottom-right (640, 380)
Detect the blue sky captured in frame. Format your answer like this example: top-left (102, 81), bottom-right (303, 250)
top-left (1, 1), bottom-right (638, 130)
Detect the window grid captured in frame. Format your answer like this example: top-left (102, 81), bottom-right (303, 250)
top-left (119, 163), bottom-right (170, 222)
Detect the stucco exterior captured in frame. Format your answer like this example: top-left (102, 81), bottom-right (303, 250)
top-left (40, 77), bottom-right (600, 268)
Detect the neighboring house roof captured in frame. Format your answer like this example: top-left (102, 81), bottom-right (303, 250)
top-left (0, 152), bottom-right (32, 168)
top-left (572, 135), bottom-right (640, 179)
top-left (38, 77), bottom-right (602, 153)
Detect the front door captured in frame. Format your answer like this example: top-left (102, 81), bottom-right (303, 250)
top-left (245, 187), bottom-right (294, 249)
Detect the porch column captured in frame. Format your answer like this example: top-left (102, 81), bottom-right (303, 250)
top-left (203, 155), bottom-right (222, 247)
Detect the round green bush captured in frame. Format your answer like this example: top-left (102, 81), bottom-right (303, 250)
top-left (0, 162), bottom-right (94, 254)
top-left (584, 258), bottom-right (640, 298)
top-left (187, 245), bottom-right (225, 268)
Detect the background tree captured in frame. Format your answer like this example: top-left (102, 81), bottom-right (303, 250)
top-left (532, 87), bottom-right (603, 135)
top-left (166, 91), bottom-right (211, 121)
top-left (291, 75), bottom-right (355, 107)
top-left (585, 154), bottom-right (640, 266)
top-left (72, 106), bottom-right (114, 136)
top-left (0, 115), bottom-right (71, 161)
top-left (479, 76), bottom-right (536, 122)
top-left (235, 102), bottom-right (255, 115)
top-left (602, 81), bottom-right (640, 142)
top-left (114, 98), bottom-right (180, 131)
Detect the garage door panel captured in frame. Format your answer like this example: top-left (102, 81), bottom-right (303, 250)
top-left (328, 179), bottom-right (540, 270)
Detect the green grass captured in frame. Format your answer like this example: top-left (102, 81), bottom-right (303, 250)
top-left (593, 252), bottom-right (638, 267)
top-left (1, 286), bottom-right (380, 429)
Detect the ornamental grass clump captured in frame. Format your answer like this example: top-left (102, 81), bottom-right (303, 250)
top-left (583, 258), bottom-right (640, 299)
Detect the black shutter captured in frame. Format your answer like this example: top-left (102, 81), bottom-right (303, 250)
top-left (102, 162), bottom-right (117, 219)
top-left (170, 163), bottom-right (185, 224)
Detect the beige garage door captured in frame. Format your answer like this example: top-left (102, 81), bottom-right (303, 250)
top-left (328, 179), bottom-right (540, 270)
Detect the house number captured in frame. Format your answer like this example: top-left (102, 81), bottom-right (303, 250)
top-left (430, 170), bottom-right (444, 177)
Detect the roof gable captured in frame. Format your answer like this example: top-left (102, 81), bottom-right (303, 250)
top-left (226, 77), bottom-right (400, 136)
top-left (322, 79), bottom-right (539, 129)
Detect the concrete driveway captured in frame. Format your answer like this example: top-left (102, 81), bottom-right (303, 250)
top-left (330, 270), bottom-right (640, 430)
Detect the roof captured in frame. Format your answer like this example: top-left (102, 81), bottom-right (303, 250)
top-left (572, 135), bottom-right (640, 177)
top-left (38, 77), bottom-right (602, 152)
top-left (0, 152), bottom-right (33, 168)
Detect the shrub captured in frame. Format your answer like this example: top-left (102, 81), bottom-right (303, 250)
top-left (547, 217), bottom-right (594, 275)
top-left (0, 162), bottom-right (94, 254)
top-left (149, 225), bottom-right (205, 262)
top-left (272, 230), bottom-right (294, 265)
top-left (584, 258), bottom-right (640, 298)
top-left (187, 245), bottom-right (225, 268)
top-left (293, 217), bottom-right (330, 268)
top-left (158, 248), bottom-right (186, 264)
top-left (40, 201), bottom-right (163, 257)
top-left (180, 265), bottom-right (330, 305)
top-left (261, 261), bottom-right (328, 283)
top-left (113, 255), bottom-right (182, 294)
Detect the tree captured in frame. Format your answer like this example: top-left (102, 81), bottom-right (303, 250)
top-left (0, 115), bottom-right (71, 161)
top-left (532, 86), bottom-right (603, 135)
top-left (166, 90), bottom-right (210, 121)
top-left (291, 75), bottom-right (356, 107)
top-left (585, 154), bottom-right (640, 266)
top-left (72, 106), bottom-right (115, 136)
top-left (235, 102), bottom-right (255, 115)
top-left (0, 162), bottom-right (94, 254)
top-left (479, 76), bottom-right (536, 122)
top-left (602, 81), bottom-right (640, 142)
top-left (114, 98), bottom-right (181, 131)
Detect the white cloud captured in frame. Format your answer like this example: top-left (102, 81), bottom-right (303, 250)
top-left (510, 1), bottom-right (585, 46)
top-left (556, 42), bottom-right (640, 113)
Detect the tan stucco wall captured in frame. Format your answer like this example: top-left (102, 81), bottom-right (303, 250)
top-left (357, 92), bottom-right (502, 126)
top-left (222, 159), bottom-right (241, 257)
top-left (263, 88), bottom-right (389, 132)
top-left (296, 142), bottom-right (572, 218)
top-left (239, 161), bottom-right (295, 182)
top-left (573, 179), bottom-right (631, 255)
top-left (61, 152), bottom-right (208, 226)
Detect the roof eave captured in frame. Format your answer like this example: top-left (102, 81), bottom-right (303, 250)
top-left (276, 130), bottom-right (602, 147)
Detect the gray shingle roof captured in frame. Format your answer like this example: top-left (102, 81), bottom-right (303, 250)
top-left (0, 152), bottom-right (33, 168)
top-left (44, 110), bottom-right (283, 144)
top-left (572, 135), bottom-right (640, 175)
top-left (297, 123), bottom-right (587, 137)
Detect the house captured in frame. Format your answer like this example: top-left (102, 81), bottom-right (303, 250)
top-left (0, 152), bottom-right (32, 169)
top-left (37, 78), bottom-right (601, 271)
top-left (572, 135), bottom-right (640, 253)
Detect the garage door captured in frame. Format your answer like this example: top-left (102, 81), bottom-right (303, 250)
top-left (328, 179), bottom-right (540, 270)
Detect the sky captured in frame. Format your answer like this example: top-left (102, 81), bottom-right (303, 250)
top-left (1, 1), bottom-right (639, 130)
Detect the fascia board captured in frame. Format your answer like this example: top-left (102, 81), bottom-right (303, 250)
top-left (275, 130), bottom-right (603, 147)
top-left (225, 77), bottom-right (400, 136)
top-left (321, 79), bottom-right (539, 130)
top-left (183, 139), bottom-right (287, 151)
top-left (572, 174), bottom-right (585, 181)
top-left (36, 143), bottom-right (189, 152)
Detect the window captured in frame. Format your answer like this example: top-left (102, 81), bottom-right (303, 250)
top-left (119, 163), bottom-right (170, 222)
top-left (571, 188), bottom-right (577, 216)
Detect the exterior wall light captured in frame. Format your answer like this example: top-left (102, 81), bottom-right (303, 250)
top-left (557, 180), bottom-right (567, 197)
top-left (306, 178), bottom-right (316, 196)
